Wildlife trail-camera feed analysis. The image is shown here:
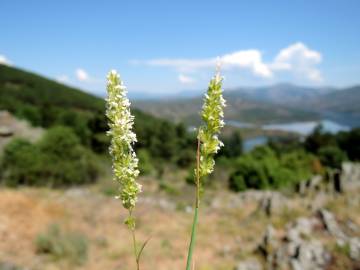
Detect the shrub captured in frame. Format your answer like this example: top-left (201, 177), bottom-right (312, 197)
top-left (138, 149), bottom-right (154, 175)
top-left (304, 125), bottom-right (337, 153)
top-left (229, 156), bottom-right (269, 191)
top-left (318, 145), bottom-right (347, 169)
top-left (37, 126), bottom-right (98, 186)
top-left (337, 128), bottom-right (360, 161)
top-left (219, 131), bottom-right (243, 158)
top-left (35, 224), bottom-right (88, 265)
top-left (229, 171), bottom-right (247, 191)
top-left (0, 126), bottom-right (98, 186)
top-left (176, 148), bottom-right (195, 168)
top-left (0, 139), bottom-right (42, 186)
top-left (229, 146), bottom-right (314, 191)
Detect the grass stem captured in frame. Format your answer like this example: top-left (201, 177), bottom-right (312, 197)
top-left (129, 211), bottom-right (140, 270)
top-left (186, 137), bottom-right (201, 270)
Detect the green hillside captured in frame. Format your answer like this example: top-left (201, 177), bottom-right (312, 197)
top-left (0, 64), bottom-right (194, 159)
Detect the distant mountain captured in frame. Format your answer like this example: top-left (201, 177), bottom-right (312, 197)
top-left (304, 85), bottom-right (360, 127)
top-left (132, 83), bottom-right (360, 128)
top-left (226, 83), bottom-right (336, 105)
top-left (130, 83), bottom-right (336, 103)
top-left (133, 92), bottom-right (319, 126)
top-left (307, 85), bottom-right (360, 112)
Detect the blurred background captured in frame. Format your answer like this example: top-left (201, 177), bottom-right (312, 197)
top-left (0, 1), bottom-right (360, 269)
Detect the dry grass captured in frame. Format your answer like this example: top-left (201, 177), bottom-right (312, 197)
top-left (0, 179), bottom-right (359, 270)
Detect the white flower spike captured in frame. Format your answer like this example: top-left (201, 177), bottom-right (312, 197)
top-left (106, 70), bottom-right (141, 211)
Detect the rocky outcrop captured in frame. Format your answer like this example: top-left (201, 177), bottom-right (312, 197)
top-left (254, 209), bottom-right (360, 270)
top-left (295, 162), bottom-right (360, 196)
top-left (289, 240), bottom-right (330, 270)
top-left (258, 213), bottom-right (342, 269)
top-left (341, 162), bottom-right (360, 191)
top-left (211, 190), bottom-right (288, 215)
top-left (257, 192), bottom-right (288, 217)
top-left (0, 111), bottom-right (43, 152)
top-left (319, 209), bottom-right (347, 242)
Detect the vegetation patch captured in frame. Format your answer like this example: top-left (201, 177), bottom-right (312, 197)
top-left (35, 223), bottom-right (88, 265)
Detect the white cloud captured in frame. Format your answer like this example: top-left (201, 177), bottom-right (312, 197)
top-left (135, 50), bottom-right (272, 78)
top-left (221, 50), bottom-right (272, 78)
top-left (76, 68), bottom-right (89, 81)
top-left (178, 74), bottom-right (195, 84)
top-left (0, 55), bottom-right (12, 66)
top-left (56, 75), bottom-right (69, 83)
top-left (271, 42), bottom-right (323, 82)
top-left (132, 42), bottom-right (323, 83)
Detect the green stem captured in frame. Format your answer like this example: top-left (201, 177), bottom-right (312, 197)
top-left (129, 210), bottom-right (140, 270)
top-left (185, 206), bottom-right (199, 270)
top-left (131, 229), bottom-right (139, 270)
top-left (185, 137), bottom-right (201, 270)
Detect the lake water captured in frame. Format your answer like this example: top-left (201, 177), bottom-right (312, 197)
top-left (227, 119), bottom-right (350, 136)
top-left (234, 119), bottom-right (350, 152)
top-left (226, 120), bottom-right (255, 128)
top-left (262, 120), bottom-right (350, 135)
top-left (243, 136), bottom-right (268, 152)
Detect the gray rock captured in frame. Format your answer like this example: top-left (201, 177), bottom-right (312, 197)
top-left (258, 224), bottom-right (276, 259)
top-left (235, 259), bottom-right (263, 270)
top-left (307, 175), bottom-right (323, 190)
top-left (291, 241), bottom-right (330, 270)
top-left (340, 162), bottom-right (360, 191)
top-left (286, 227), bottom-right (301, 243)
top-left (346, 219), bottom-right (360, 233)
top-left (310, 192), bottom-right (329, 211)
top-left (263, 216), bottom-right (332, 270)
top-left (257, 191), bottom-right (287, 217)
top-left (286, 217), bottom-right (315, 243)
top-left (349, 237), bottom-right (360, 261)
top-left (319, 209), bottom-right (347, 241)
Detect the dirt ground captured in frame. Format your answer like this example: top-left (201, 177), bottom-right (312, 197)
top-left (0, 181), bottom-right (359, 270)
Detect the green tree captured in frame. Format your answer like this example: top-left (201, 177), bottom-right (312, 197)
top-left (220, 131), bottom-right (243, 158)
top-left (304, 125), bottom-right (336, 153)
top-left (337, 128), bottom-right (360, 161)
top-left (137, 149), bottom-right (154, 175)
top-left (318, 145), bottom-right (347, 169)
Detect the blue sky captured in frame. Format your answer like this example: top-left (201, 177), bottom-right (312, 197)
top-left (1, 0), bottom-right (360, 95)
